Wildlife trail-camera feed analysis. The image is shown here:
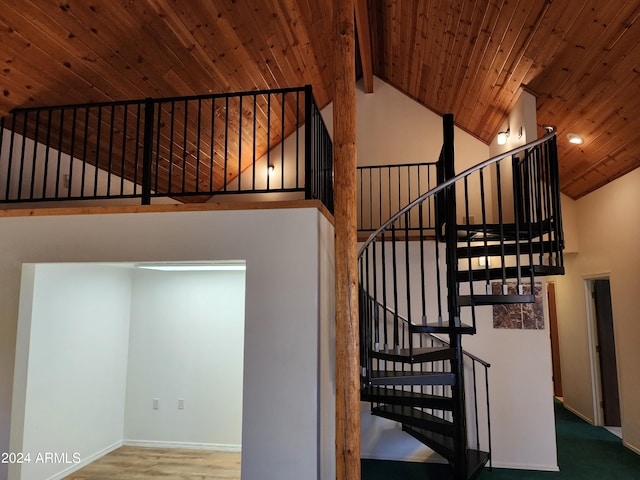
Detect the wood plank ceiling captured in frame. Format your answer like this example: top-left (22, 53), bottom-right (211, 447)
top-left (1, 0), bottom-right (638, 200)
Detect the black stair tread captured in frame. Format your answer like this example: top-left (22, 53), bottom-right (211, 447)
top-left (456, 220), bottom-right (557, 241)
top-left (362, 385), bottom-right (454, 409)
top-left (370, 370), bottom-right (456, 386)
top-left (456, 240), bottom-right (561, 258)
top-left (372, 404), bottom-right (455, 436)
top-left (466, 449), bottom-right (491, 480)
top-left (370, 346), bottom-right (455, 363)
top-left (458, 294), bottom-right (534, 306)
top-left (410, 322), bottom-right (475, 334)
top-left (455, 265), bottom-right (564, 282)
top-left (403, 425), bottom-right (455, 461)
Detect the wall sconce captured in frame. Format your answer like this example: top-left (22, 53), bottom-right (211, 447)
top-left (268, 164), bottom-right (275, 175)
top-left (497, 128), bottom-right (510, 146)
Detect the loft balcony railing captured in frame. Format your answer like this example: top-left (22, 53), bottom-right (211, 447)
top-left (0, 86), bottom-right (333, 212)
top-left (357, 162), bottom-right (438, 233)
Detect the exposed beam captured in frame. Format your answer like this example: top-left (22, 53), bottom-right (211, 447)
top-left (333, 0), bottom-right (361, 479)
top-left (355, 0), bottom-right (374, 93)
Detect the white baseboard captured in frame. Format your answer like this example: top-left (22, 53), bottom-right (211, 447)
top-left (623, 441), bottom-right (640, 456)
top-left (562, 403), bottom-right (594, 424)
top-left (491, 461), bottom-right (559, 472)
top-left (45, 440), bottom-right (123, 480)
top-left (123, 440), bottom-right (241, 452)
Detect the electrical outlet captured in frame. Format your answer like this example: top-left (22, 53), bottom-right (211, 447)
top-left (63, 174), bottom-right (70, 189)
top-left (153, 398), bottom-right (159, 410)
top-left (178, 398), bottom-right (185, 410)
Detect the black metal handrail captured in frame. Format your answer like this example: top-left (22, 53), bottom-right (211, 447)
top-left (359, 126), bottom-right (559, 254)
top-left (0, 86), bottom-right (333, 211)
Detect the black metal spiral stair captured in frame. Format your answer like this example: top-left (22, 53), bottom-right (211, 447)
top-left (358, 114), bottom-right (564, 479)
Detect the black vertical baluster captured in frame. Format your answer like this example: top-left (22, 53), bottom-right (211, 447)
top-left (387, 167), bottom-right (392, 226)
top-left (237, 95), bottom-right (242, 192)
top-left (281, 92), bottom-right (285, 190)
top-left (55, 109), bottom-right (65, 198)
top-left (378, 168), bottom-right (382, 228)
top-left (154, 103), bottom-right (162, 194)
top-left (94, 107), bottom-right (102, 198)
top-left (119, 105), bottom-right (128, 196)
top-left (304, 86), bottom-right (312, 200)
top-left (17, 111), bottom-right (28, 200)
top-left (434, 191), bottom-right (443, 324)
top-left (68, 108), bottom-right (77, 198)
top-left (266, 94), bottom-right (271, 191)
top-left (397, 167), bottom-right (401, 226)
top-left (196, 98), bottom-right (202, 193)
top-left (106, 105), bottom-right (115, 196)
top-left (295, 90), bottom-right (300, 189)
top-left (368, 168), bottom-right (373, 230)
top-left (407, 165), bottom-right (411, 228)
top-left (372, 239), bottom-right (379, 349)
top-left (6, 114), bottom-right (17, 198)
top-left (251, 95), bottom-right (257, 191)
top-left (133, 104), bottom-right (141, 195)
top-left (380, 231), bottom-right (388, 349)
top-left (390, 222), bottom-right (399, 350)
top-left (418, 199), bottom-right (427, 327)
top-left (29, 111), bottom-right (41, 200)
top-left (472, 361), bottom-right (479, 450)
top-left (479, 169), bottom-right (490, 291)
top-left (486, 367), bottom-right (493, 469)
top-left (141, 100), bottom-right (154, 205)
top-left (168, 101), bottom-right (175, 194)
top-left (526, 149), bottom-right (537, 286)
top-left (464, 176), bottom-right (473, 299)
top-left (224, 96), bottom-right (229, 192)
top-left (210, 98), bottom-right (215, 193)
top-left (182, 100), bottom-right (188, 193)
top-left (512, 155), bottom-right (524, 290)
top-left (543, 147), bottom-right (553, 263)
top-left (404, 212), bottom-right (412, 355)
top-left (495, 161), bottom-right (506, 290)
top-left (0, 116), bottom-right (4, 200)
top-left (81, 107), bottom-right (90, 197)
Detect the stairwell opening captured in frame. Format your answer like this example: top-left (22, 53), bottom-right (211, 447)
top-left (9, 261), bottom-right (246, 480)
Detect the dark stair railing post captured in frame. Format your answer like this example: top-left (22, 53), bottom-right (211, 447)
top-left (141, 98), bottom-right (154, 205)
top-left (304, 84), bottom-right (313, 201)
top-left (442, 113), bottom-right (469, 478)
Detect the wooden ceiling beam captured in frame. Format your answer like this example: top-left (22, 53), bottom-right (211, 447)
top-left (355, 0), bottom-right (374, 93)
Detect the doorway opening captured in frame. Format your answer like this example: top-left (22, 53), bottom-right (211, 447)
top-left (585, 277), bottom-right (621, 431)
top-left (547, 282), bottom-right (563, 399)
top-left (10, 261), bottom-right (246, 480)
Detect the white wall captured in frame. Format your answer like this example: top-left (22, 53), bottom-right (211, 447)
top-left (124, 269), bottom-right (245, 448)
top-left (11, 264), bottom-right (133, 480)
top-left (0, 206), bottom-right (335, 480)
top-left (551, 168), bottom-right (640, 454)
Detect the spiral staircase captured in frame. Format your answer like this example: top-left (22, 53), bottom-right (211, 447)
top-left (358, 114), bottom-right (564, 479)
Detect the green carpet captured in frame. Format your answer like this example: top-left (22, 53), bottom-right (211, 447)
top-left (362, 400), bottom-right (640, 479)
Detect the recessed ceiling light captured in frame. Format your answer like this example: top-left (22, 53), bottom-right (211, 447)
top-left (135, 262), bottom-right (246, 272)
top-left (567, 133), bottom-right (584, 145)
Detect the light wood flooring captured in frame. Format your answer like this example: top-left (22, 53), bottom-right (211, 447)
top-left (64, 446), bottom-right (241, 480)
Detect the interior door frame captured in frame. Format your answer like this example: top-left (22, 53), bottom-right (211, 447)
top-left (584, 274), bottom-right (621, 427)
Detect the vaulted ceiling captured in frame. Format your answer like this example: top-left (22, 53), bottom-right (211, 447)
top-left (1, 0), bottom-right (638, 199)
